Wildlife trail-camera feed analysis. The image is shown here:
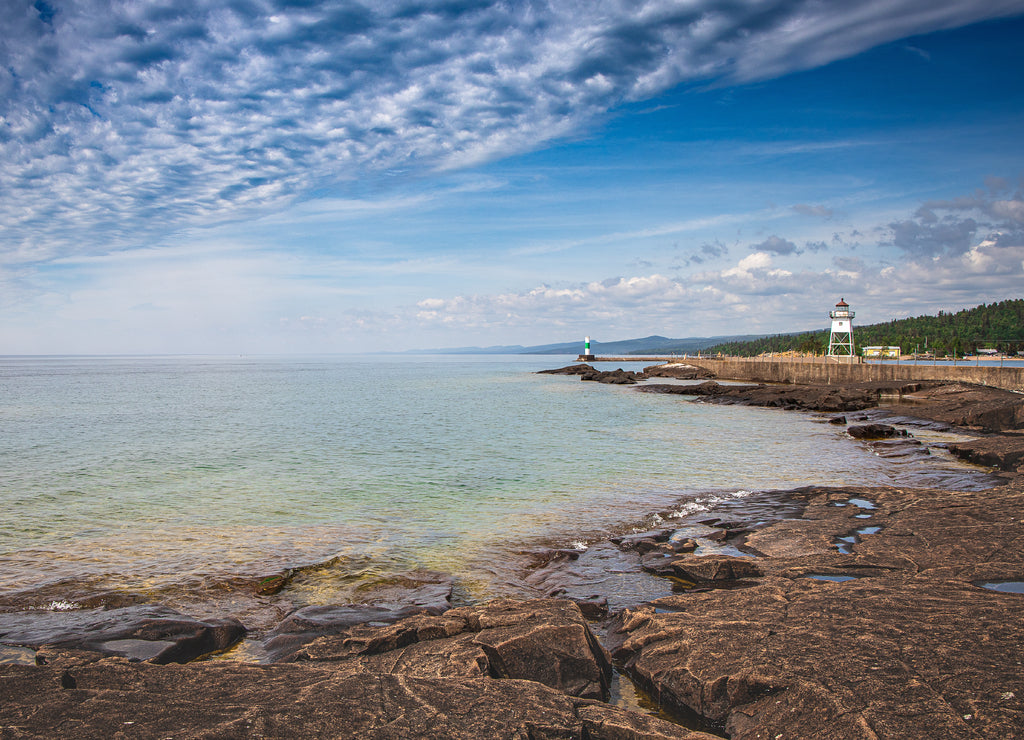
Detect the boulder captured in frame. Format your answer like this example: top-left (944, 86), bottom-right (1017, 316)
top-left (847, 423), bottom-right (902, 439)
top-left (670, 556), bottom-right (763, 583)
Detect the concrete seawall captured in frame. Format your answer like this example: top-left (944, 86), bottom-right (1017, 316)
top-left (684, 358), bottom-right (1024, 392)
top-left (586, 356), bottom-right (1024, 393)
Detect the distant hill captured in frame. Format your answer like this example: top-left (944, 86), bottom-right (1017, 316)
top-left (404, 334), bottom-right (773, 355)
top-left (704, 298), bottom-right (1024, 357)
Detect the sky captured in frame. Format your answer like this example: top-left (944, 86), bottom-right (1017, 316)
top-left (3, 0), bottom-right (1024, 354)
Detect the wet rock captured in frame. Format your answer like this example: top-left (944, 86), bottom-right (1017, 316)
top-left (0, 605), bottom-right (244, 664)
top-left (640, 551), bottom-right (682, 577)
top-left (829, 415), bottom-right (847, 424)
top-left (867, 437), bottom-right (929, 458)
top-left (672, 538), bottom-right (699, 553)
top-left (253, 570), bottom-right (293, 595)
top-left (611, 528), bottom-right (675, 550)
top-left (847, 423), bottom-right (903, 439)
top-left (261, 570), bottom-right (454, 661)
top-left (518, 541), bottom-right (674, 614)
top-left (263, 603), bottom-right (438, 663)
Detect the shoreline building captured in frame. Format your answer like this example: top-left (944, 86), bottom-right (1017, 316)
top-left (828, 298), bottom-right (855, 358)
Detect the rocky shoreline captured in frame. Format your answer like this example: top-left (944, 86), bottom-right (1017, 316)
top-left (3, 365), bottom-right (1024, 738)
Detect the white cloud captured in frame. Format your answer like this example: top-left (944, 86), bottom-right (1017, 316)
top-left (4, 0), bottom-right (1023, 261)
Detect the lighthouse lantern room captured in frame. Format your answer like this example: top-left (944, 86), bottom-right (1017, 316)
top-left (828, 298), bottom-right (855, 357)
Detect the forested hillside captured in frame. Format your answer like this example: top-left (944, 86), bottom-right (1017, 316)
top-left (701, 299), bottom-right (1024, 357)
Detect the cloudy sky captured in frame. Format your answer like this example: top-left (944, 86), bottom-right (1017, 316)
top-left (3, 0), bottom-right (1024, 354)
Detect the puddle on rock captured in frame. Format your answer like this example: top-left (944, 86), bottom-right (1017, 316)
top-left (834, 534), bottom-right (858, 554)
top-left (847, 498), bottom-right (877, 510)
top-left (857, 526), bottom-right (882, 535)
top-left (805, 575), bottom-right (859, 583)
top-left (976, 581), bottom-right (1024, 594)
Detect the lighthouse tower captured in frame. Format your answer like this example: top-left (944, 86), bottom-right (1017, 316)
top-left (580, 336), bottom-right (596, 362)
top-left (828, 298), bottom-right (855, 358)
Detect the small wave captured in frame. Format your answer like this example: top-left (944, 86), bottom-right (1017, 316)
top-left (42, 600), bottom-right (81, 611)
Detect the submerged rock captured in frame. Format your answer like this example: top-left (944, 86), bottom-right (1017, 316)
top-left (0, 605), bottom-right (244, 664)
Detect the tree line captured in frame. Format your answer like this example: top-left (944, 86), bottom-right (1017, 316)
top-left (697, 299), bottom-right (1024, 358)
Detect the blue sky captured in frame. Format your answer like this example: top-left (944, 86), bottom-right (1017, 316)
top-left (3, 1), bottom-right (1024, 354)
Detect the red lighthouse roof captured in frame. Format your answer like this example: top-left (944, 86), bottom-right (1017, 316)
top-left (835, 298), bottom-right (849, 307)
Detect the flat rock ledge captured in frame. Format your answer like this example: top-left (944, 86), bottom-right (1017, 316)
top-left (605, 484), bottom-right (1024, 739)
top-left (0, 598), bottom-right (718, 740)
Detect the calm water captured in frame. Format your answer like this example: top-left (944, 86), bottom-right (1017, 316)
top-left (0, 354), bottom-right (994, 622)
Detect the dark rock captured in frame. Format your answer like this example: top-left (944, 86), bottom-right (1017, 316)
top-left (537, 363), bottom-right (596, 375)
top-left (611, 528), bottom-right (674, 550)
top-left (642, 363), bottom-right (716, 380)
top-left (847, 423), bottom-right (900, 439)
top-left (261, 569), bottom-right (453, 661)
top-left (580, 368), bottom-right (646, 384)
top-left (538, 364), bottom-right (647, 384)
top-left (568, 596), bottom-right (609, 620)
top-left (672, 538), bottom-right (699, 553)
top-left (0, 605), bottom-right (244, 664)
top-left (670, 556), bottom-right (763, 583)
top-left (263, 603), bottom-right (436, 663)
top-left (638, 381), bottom-right (881, 413)
top-left (949, 436), bottom-right (1024, 472)
top-left (829, 415), bottom-right (847, 424)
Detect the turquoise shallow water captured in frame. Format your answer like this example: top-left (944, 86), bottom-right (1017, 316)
top-left (0, 355), bottom-right (995, 615)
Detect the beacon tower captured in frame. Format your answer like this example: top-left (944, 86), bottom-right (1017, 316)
top-left (828, 298), bottom-right (855, 357)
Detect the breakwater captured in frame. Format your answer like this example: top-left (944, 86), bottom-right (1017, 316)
top-left (588, 356), bottom-right (1024, 393)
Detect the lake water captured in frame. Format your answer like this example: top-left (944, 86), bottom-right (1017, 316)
top-left (0, 354), bottom-right (996, 627)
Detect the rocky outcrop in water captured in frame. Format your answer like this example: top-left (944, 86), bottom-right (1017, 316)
top-left (538, 364), bottom-right (646, 384)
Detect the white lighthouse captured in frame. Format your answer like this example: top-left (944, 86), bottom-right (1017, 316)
top-left (580, 336), bottom-right (595, 361)
top-left (828, 298), bottom-right (855, 358)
